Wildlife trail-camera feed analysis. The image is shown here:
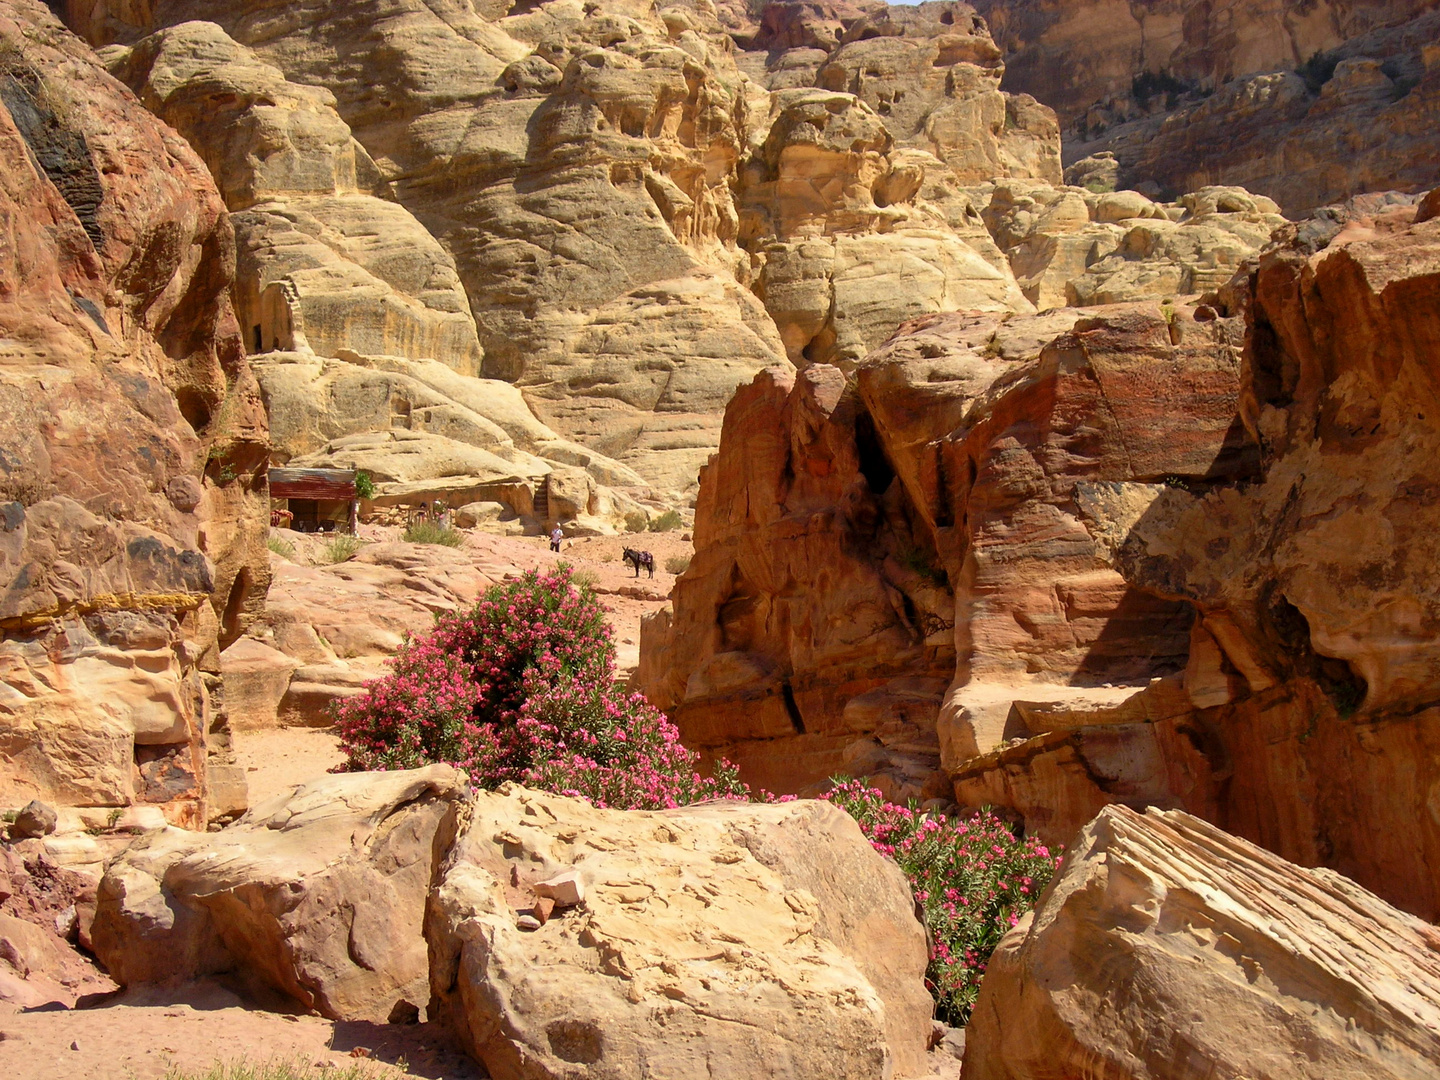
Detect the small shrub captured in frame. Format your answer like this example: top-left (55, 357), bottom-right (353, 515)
top-left (403, 521), bottom-right (463, 546)
top-left (571, 568), bottom-right (600, 591)
top-left (1131, 68), bottom-right (1190, 108)
top-left (323, 535), bottom-right (363, 563)
top-left (624, 510), bottom-right (649, 533)
top-left (354, 470), bottom-right (376, 500)
top-left (664, 555), bottom-right (691, 575)
top-left (266, 536), bottom-right (296, 560)
top-left (898, 545), bottom-right (948, 587)
top-left (649, 509), bottom-right (683, 532)
top-left (822, 779), bottom-right (1061, 1025)
top-left (334, 566), bottom-right (747, 809)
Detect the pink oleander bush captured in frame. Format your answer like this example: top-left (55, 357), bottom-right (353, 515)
top-left (334, 565), bottom-right (747, 809)
top-left (821, 778), bottom-right (1062, 1025)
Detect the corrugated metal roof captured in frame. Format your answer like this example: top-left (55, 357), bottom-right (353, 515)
top-left (270, 467), bottom-right (356, 500)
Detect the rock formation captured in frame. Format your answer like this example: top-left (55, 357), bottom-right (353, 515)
top-left (964, 805), bottom-right (1440, 1080)
top-left (92, 765), bottom-right (468, 1022)
top-left (968, 0), bottom-right (1440, 214)
top-left (640, 191), bottom-right (1440, 925)
top-left (0, 0), bottom-right (268, 826)
top-left (91, 770), bottom-right (931, 1077)
top-left (430, 785), bottom-right (932, 1079)
top-left (50, 0), bottom-right (1077, 498)
top-left (97, 18), bottom-right (653, 524)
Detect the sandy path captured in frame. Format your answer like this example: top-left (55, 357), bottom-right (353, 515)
top-left (234, 727), bottom-right (346, 806)
top-left (0, 983), bottom-right (481, 1080)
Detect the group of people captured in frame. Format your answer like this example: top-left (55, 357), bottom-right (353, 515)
top-left (411, 499), bottom-right (451, 529)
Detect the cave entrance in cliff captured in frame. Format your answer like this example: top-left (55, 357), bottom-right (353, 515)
top-left (854, 410), bottom-right (896, 496)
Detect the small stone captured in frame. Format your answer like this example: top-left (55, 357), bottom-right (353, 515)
top-left (349, 1047), bottom-right (373, 1059)
top-left (532, 896), bottom-right (556, 924)
top-left (517, 914), bottom-right (542, 931)
top-left (533, 869), bottom-right (584, 907)
top-left (941, 1027), bottom-right (966, 1060)
top-left (12, 801), bottom-right (57, 840)
top-left (70, 1041), bottom-right (81, 1051)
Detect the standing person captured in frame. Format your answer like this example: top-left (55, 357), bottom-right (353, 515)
top-left (549, 525), bottom-right (563, 553)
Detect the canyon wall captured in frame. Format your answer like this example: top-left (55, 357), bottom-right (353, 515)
top-left (0, 0), bottom-right (269, 824)
top-left (55, 0), bottom-right (1066, 499)
top-left (639, 192), bottom-right (1440, 922)
top-left (969, 0), bottom-right (1440, 214)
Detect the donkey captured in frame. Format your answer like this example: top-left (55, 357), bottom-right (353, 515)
top-left (622, 547), bottom-right (655, 579)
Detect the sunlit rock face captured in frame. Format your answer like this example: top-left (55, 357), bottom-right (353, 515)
top-left (57, 0), bottom-right (1064, 497)
top-left (970, 0), bottom-right (1440, 214)
top-left (0, 0), bottom-right (269, 824)
top-left (641, 194), bottom-right (1440, 925)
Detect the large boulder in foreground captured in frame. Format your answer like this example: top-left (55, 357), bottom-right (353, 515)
top-left (91, 766), bottom-right (466, 1022)
top-left (964, 805), bottom-right (1440, 1080)
top-left (427, 786), bottom-right (932, 1080)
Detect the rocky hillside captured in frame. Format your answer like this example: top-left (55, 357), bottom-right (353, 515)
top-left (638, 191), bottom-right (1440, 924)
top-left (0, 3), bottom-right (268, 826)
top-left (968, 0), bottom-right (1440, 213)
top-left (35, 0), bottom-right (1422, 509)
top-left (43, 0), bottom-right (1292, 511)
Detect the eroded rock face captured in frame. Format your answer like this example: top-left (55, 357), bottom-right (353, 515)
top-left (983, 182), bottom-right (1286, 309)
top-left (969, 0), bottom-right (1440, 214)
top-left (428, 785), bottom-right (931, 1080)
top-left (0, 0), bottom-right (268, 825)
top-left (639, 301), bottom-right (1255, 801)
top-left (642, 193), bottom-right (1440, 924)
top-left (91, 766), bottom-right (467, 1022)
top-left (54, 0), bottom-right (1072, 497)
top-left (964, 805), bottom-right (1440, 1080)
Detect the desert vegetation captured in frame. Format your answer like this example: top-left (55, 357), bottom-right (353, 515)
top-left (335, 565), bottom-right (1057, 1015)
top-left (334, 565), bottom-right (747, 809)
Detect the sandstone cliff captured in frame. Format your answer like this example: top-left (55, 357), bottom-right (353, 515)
top-left (0, 0), bottom-right (269, 824)
top-left (968, 0), bottom-right (1440, 213)
top-left (966, 805), bottom-right (1440, 1080)
top-left (54, 0), bottom-right (1075, 499)
top-left (640, 192), bottom-right (1440, 924)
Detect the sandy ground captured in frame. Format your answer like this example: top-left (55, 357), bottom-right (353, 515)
top-left (234, 727), bottom-right (346, 807)
top-left (0, 982), bottom-right (482, 1079)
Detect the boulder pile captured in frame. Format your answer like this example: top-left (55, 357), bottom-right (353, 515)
top-left (90, 769), bottom-right (933, 1079)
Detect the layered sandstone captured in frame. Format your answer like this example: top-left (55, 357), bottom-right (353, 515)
top-left (92, 771), bottom-right (931, 1076)
top-left (0, 1), bottom-right (268, 826)
top-left (965, 806), bottom-right (1440, 1080)
top-left (92, 766), bottom-right (468, 1021)
top-left (968, 0), bottom-right (1440, 213)
top-left (640, 192), bottom-right (1440, 924)
top-left (100, 20), bottom-right (653, 524)
top-left (55, 0), bottom-right (1074, 497)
